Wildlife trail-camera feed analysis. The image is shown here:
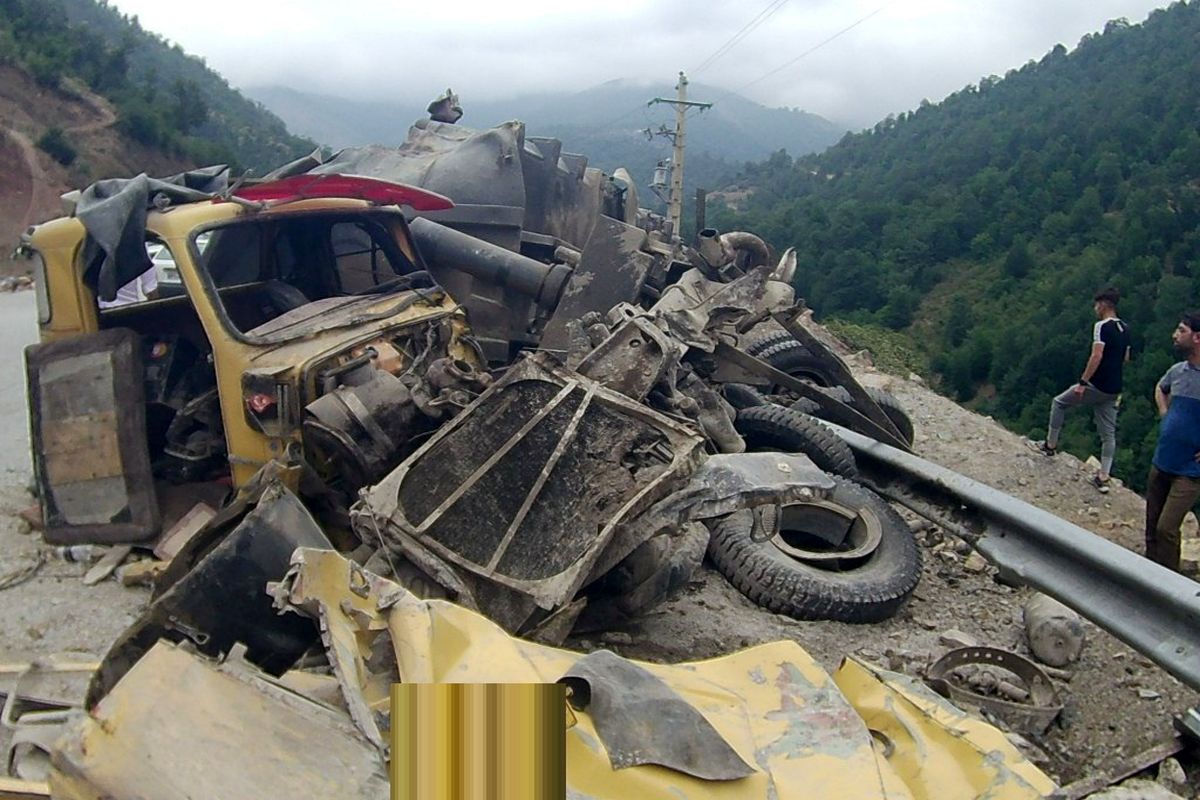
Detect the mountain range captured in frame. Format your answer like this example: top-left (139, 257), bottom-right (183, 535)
top-left (246, 80), bottom-right (848, 206)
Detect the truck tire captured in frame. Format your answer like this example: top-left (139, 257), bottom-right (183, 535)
top-left (707, 476), bottom-right (921, 623)
top-left (734, 404), bottom-right (857, 479)
top-left (747, 335), bottom-right (838, 387)
top-left (811, 386), bottom-right (915, 447)
top-left (722, 383), bottom-right (768, 410)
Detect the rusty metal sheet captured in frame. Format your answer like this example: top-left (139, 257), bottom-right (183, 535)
top-left (25, 328), bottom-right (159, 545)
top-left (84, 483), bottom-right (332, 707)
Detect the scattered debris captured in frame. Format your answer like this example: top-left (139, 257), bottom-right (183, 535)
top-left (16, 505), bottom-right (42, 531)
top-left (81, 545), bottom-right (132, 586)
top-left (927, 646), bottom-right (1063, 735)
top-left (116, 559), bottom-right (167, 587)
top-left (939, 629), bottom-right (980, 649)
top-left (963, 551), bottom-right (989, 572)
top-left (51, 545), bottom-right (98, 563)
top-left (0, 553), bottom-right (46, 592)
top-left (152, 502), bottom-right (216, 562)
top-left (1024, 593), bottom-right (1086, 667)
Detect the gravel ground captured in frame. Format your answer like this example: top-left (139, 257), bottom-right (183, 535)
top-left (1, 337), bottom-right (1198, 792)
top-left (572, 360), bottom-right (1200, 789)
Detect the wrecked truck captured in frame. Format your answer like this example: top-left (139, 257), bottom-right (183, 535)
top-left (5, 115), bottom-right (1118, 799)
top-left (15, 117), bottom-right (934, 702)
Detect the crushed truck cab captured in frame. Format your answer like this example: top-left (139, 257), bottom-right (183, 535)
top-left (22, 180), bottom-right (485, 545)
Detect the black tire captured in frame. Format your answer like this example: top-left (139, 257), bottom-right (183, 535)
top-left (735, 404), bottom-right (857, 479)
top-left (722, 383), bottom-right (768, 410)
top-left (813, 386), bottom-right (915, 447)
top-left (750, 338), bottom-right (839, 387)
top-left (743, 329), bottom-right (797, 357)
top-left (708, 476), bottom-right (921, 623)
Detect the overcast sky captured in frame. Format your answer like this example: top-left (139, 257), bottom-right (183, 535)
top-left (109, 0), bottom-right (1170, 128)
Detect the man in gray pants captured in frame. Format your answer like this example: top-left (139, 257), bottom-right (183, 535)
top-left (1034, 288), bottom-right (1131, 492)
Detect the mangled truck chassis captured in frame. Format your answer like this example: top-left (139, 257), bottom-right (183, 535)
top-left (21, 114), bottom-right (1199, 796)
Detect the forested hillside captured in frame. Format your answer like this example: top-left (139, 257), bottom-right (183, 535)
top-left (710, 1), bottom-right (1200, 490)
top-left (0, 0), bottom-right (316, 173)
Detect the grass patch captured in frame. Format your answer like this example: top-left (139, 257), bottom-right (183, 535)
top-left (824, 317), bottom-right (931, 380)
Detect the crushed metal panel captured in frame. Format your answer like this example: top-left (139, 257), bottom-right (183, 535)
top-left (25, 328), bottom-right (159, 544)
top-left (277, 549), bottom-right (400, 753)
top-left (50, 643), bottom-right (389, 800)
top-left (586, 452), bottom-right (836, 586)
top-left (84, 483), bottom-right (331, 707)
top-left (541, 216), bottom-right (654, 351)
top-left (273, 549), bottom-right (1053, 799)
top-left (833, 657), bottom-right (1056, 799)
top-left (357, 354), bottom-right (705, 631)
top-left (560, 649), bottom-right (755, 779)
top-left (377, 565), bottom-right (904, 798)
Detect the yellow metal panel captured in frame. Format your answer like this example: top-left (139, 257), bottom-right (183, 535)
top-left (832, 657), bottom-right (1056, 799)
top-left (49, 643), bottom-right (390, 800)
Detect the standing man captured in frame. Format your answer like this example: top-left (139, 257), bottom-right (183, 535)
top-left (1144, 312), bottom-right (1200, 572)
top-left (1033, 288), bottom-right (1131, 492)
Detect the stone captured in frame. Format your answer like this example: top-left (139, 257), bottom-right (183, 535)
top-left (963, 552), bottom-right (988, 573)
top-left (16, 504), bottom-right (43, 530)
top-left (600, 631), bottom-right (633, 646)
top-left (938, 629), bottom-right (979, 649)
top-left (1156, 758), bottom-right (1188, 795)
top-left (1136, 688), bottom-right (1161, 700)
top-left (1181, 536), bottom-right (1200, 576)
top-left (118, 559), bottom-right (168, 587)
top-left (1087, 778), bottom-right (1185, 800)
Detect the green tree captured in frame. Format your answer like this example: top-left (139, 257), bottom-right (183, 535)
top-left (1004, 237), bottom-right (1034, 278)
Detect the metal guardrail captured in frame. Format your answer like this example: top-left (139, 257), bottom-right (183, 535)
top-left (827, 422), bottom-right (1200, 693)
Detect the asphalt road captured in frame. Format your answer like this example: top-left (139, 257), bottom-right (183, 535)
top-left (0, 289), bottom-right (37, 479)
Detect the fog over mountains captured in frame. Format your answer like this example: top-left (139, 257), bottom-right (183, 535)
top-left (246, 79), bottom-right (848, 201)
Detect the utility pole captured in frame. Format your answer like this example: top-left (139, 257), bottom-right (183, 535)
top-left (648, 72), bottom-right (711, 238)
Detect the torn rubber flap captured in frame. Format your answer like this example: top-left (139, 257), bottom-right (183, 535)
top-left (558, 649), bottom-right (755, 781)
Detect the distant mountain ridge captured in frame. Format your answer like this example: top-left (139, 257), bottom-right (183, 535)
top-left (246, 80), bottom-right (847, 208)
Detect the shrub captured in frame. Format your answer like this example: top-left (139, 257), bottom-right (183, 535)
top-left (36, 127), bottom-right (76, 166)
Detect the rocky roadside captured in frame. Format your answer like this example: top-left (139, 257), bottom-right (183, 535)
top-left (600, 354), bottom-right (1199, 792)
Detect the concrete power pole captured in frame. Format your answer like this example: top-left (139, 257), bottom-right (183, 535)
top-left (649, 72), bottom-right (711, 238)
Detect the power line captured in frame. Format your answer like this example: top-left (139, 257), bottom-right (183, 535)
top-left (692, 0), bottom-right (791, 76)
top-left (735, 3), bottom-right (891, 94)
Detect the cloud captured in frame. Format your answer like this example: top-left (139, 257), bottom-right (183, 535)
top-left (110, 0), bottom-right (1170, 128)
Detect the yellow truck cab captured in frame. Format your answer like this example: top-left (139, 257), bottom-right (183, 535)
top-left (21, 175), bottom-right (487, 545)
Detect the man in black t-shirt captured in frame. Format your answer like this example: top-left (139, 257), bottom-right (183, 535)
top-left (1032, 287), bottom-right (1131, 492)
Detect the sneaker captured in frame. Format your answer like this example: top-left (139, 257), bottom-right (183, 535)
top-left (1091, 475), bottom-right (1111, 494)
top-left (1028, 440), bottom-right (1058, 457)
